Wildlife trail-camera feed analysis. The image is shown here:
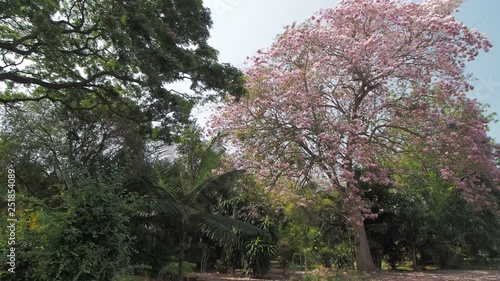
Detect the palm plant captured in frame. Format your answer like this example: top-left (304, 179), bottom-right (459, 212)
top-left (149, 126), bottom-right (265, 281)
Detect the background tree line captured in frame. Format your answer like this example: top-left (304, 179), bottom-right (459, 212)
top-left (1, 0), bottom-right (499, 280)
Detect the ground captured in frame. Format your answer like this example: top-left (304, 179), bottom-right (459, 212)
top-left (185, 268), bottom-right (500, 280)
top-left (366, 270), bottom-right (500, 281)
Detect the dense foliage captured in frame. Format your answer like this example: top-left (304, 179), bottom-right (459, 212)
top-left (0, 0), bottom-right (499, 280)
top-left (0, 0), bottom-right (245, 142)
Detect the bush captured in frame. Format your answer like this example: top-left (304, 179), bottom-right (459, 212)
top-left (25, 169), bottom-right (137, 281)
top-left (319, 247), bottom-right (335, 268)
top-left (331, 243), bottom-right (354, 269)
top-left (242, 237), bottom-right (276, 278)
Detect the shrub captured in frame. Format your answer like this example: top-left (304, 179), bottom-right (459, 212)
top-left (30, 169), bottom-right (137, 281)
top-left (331, 243), bottom-right (354, 269)
top-left (242, 237), bottom-right (276, 278)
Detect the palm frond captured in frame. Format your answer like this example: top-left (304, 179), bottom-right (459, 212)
top-left (190, 214), bottom-right (268, 243)
top-left (156, 162), bottom-right (183, 191)
top-left (151, 161), bottom-right (185, 216)
top-left (187, 170), bottom-right (245, 208)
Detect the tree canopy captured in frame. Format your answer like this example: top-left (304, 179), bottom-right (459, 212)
top-left (0, 0), bottom-right (246, 140)
top-left (1, 0), bottom-right (500, 279)
top-left (210, 0), bottom-right (500, 271)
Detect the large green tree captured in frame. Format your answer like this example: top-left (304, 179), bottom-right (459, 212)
top-left (0, 0), bottom-right (245, 141)
top-left (1, 1), bottom-right (249, 277)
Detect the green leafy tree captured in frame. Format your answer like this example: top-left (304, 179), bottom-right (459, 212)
top-left (0, 0), bottom-right (245, 141)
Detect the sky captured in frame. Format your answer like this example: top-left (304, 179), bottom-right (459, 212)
top-left (200, 0), bottom-right (500, 142)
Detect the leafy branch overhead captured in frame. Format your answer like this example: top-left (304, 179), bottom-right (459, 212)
top-left (0, 0), bottom-right (246, 137)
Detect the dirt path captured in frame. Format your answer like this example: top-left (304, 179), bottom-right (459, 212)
top-left (187, 269), bottom-right (500, 281)
top-left (187, 268), bottom-right (286, 280)
top-left (368, 269), bottom-right (500, 280)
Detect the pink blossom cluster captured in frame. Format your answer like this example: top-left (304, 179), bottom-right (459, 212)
top-left (208, 0), bottom-right (499, 222)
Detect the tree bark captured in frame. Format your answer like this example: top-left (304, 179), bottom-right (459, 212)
top-left (352, 220), bottom-right (376, 272)
top-left (178, 227), bottom-right (186, 281)
top-left (412, 241), bottom-right (417, 270)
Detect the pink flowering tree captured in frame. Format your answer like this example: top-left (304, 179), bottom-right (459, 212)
top-left (209, 0), bottom-right (499, 271)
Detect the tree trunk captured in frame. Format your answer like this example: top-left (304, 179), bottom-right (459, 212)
top-left (412, 241), bottom-right (417, 270)
top-left (178, 228), bottom-right (186, 281)
top-left (352, 221), bottom-right (376, 272)
top-left (374, 250), bottom-right (382, 269)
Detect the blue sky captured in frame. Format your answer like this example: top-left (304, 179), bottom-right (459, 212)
top-left (457, 0), bottom-right (500, 142)
top-left (201, 0), bottom-right (500, 142)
